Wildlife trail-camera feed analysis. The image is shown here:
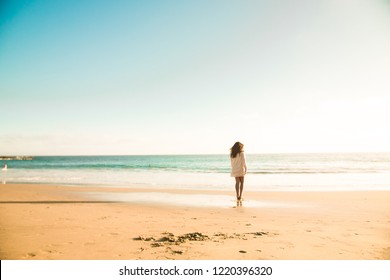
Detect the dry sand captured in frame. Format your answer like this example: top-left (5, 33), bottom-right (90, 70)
top-left (0, 183), bottom-right (389, 260)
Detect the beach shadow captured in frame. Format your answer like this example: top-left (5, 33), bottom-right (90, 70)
top-left (0, 201), bottom-right (120, 204)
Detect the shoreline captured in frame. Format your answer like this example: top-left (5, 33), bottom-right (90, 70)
top-left (3, 177), bottom-right (390, 193)
top-left (0, 183), bottom-right (389, 260)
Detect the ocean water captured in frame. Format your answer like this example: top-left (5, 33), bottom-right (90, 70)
top-left (2, 153), bottom-right (390, 191)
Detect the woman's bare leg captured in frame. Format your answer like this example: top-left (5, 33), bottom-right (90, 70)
top-left (235, 177), bottom-right (240, 200)
top-left (238, 176), bottom-right (244, 200)
top-left (236, 177), bottom-right (244, 200)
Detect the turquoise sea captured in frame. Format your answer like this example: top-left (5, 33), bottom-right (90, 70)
top-left (2, 153), bottom-right (390, 191)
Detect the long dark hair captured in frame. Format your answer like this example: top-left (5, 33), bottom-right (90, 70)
top-left (230, 142), bottom-right (244, 158)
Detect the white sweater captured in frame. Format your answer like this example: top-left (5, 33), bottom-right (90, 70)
top-left (230, 152), bottom-right (247, 177)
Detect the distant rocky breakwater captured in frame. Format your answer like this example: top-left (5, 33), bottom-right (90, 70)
top-left (0, 156), bottom-right (34, 160)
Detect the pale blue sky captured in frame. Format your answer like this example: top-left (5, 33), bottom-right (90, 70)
top-left (1, 0), bottom-right (390, 155)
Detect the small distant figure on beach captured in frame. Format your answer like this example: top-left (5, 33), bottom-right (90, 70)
top-left (230, 142), bottom-right (247, 206)
top-left (2, 163), bottom-right (7, 171)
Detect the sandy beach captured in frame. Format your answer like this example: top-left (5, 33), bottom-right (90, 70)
top-left (0, 183), bottom-right (389, 260)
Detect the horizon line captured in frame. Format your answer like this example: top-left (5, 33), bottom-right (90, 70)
top-left (2, 151), bottom-right (390, 157)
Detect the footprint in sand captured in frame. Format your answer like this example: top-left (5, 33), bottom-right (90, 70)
top-left (171, 250), bottom-right (184, 255)
top-left (42, 249), bottom-right (63, 255)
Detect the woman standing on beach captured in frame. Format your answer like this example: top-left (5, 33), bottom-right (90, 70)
top-left (230, 142), bottom-right (247, 205)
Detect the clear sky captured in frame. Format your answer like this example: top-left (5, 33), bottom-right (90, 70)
top-left (1, 0), bottom-right (390, 155)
